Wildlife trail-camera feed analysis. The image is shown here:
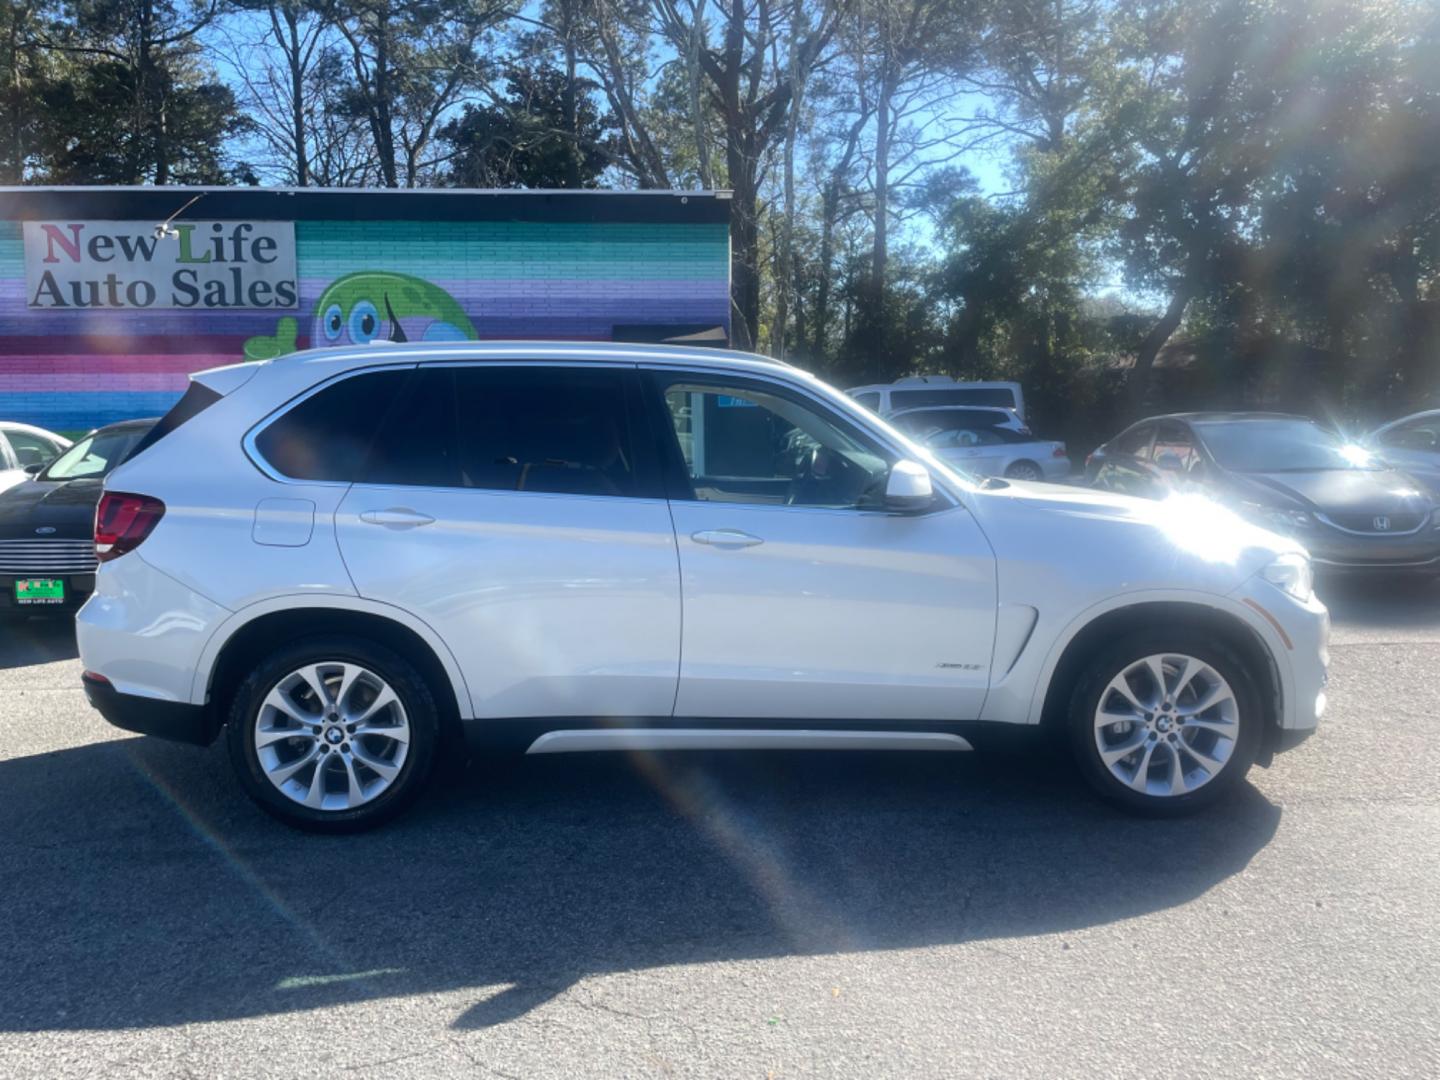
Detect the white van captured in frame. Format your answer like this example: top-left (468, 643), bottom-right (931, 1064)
top-left (848, 376), bottom-right (1026, 421)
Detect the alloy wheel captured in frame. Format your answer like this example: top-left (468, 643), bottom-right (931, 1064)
top-left (1007, 462), bottom-right (1043, 480)
top-left (1092, 653), bottom-right (1240, 797)
top-left (253, 662), bottom-right (411, 812)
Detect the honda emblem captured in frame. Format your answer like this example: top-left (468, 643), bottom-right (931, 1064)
top-left (1373, 515), bottom-right (1391, 531)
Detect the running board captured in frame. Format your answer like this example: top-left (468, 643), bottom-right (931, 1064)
top-left (524, 728), bottom-right (974, 755)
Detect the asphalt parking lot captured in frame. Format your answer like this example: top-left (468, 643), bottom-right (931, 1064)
top-left (2, 578), bottom-right (1439, 1079)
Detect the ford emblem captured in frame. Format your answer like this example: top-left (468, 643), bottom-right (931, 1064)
top-left (34, 526), bottom-right (56, 535)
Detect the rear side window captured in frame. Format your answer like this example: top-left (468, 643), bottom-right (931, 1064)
top-left (254, 369), bottom-right (412, 481)
top-left (852, 392), bottom-right (882, 411)
top-left (125, 382), bottom-right (223, 462)
top-left (362, 365), bottom-right (646, 498)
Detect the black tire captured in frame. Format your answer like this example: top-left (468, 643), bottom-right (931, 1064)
top-left (1067, 629), bottom-right (1262, 816)
top-left (1005, 460), bottom-right (1043, 481)
top-left (225, 634), bottom-right (440, 832)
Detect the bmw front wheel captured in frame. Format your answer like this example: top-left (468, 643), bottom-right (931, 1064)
top-left (1068, 631), bottom-right (1262, 815)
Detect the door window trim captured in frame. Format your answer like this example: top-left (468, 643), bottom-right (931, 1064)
top-left (640, 366), bottom-right (957, 514)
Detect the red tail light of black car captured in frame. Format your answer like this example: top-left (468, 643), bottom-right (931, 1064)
top-left (95, 492), bottom-right (165, 563)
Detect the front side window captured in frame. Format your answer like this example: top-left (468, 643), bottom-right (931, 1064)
top-left (362, 365), bottom-right (642, 497)
top-left (1115, 424), bottom-right (1155, 458)
top-left (657, 376), bottom-right (893, 509)
top-left (1152, 421), bottom-right (1199, 471)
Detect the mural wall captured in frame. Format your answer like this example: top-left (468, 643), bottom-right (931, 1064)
top-left (0, 214), bottom-right (731, 432)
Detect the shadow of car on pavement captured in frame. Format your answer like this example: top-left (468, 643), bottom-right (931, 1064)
top-left (0, 615), bottom-right (78, 669)
top-left (0, 732), bottom-right (1281, 1033)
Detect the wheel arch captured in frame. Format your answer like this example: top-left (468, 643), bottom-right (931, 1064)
top-left (1033, 600), bottom-right (1284, 751)
top-left (195, 598), bottom-right (472, 743)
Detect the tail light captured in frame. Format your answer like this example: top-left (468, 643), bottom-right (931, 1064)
top-left (95, 492), bottom-right (165, 563)
top-left (1053, 444), bottom-right (1069, 458)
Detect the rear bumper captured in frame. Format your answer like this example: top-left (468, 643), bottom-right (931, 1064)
top-left (82, 673), bottom-right (218, 746)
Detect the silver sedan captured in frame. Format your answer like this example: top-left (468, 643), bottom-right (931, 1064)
top-left (920, 425), bottom-right (1072, 481)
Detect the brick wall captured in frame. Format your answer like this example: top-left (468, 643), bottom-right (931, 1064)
top-left (0, 215), bottom-right (731, 433)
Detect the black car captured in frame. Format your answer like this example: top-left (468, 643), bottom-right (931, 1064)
top-left (0, 418), bottom-right (155, 617)
top-left (1087, 412), bottom-right (1440, 572)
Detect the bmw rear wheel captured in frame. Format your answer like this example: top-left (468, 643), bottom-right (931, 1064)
top-left (227, 635), bottom-right (439, 832)
top-left (1069, 631), bottom-right (1261, 815)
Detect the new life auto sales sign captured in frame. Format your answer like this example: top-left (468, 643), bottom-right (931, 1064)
top-left (24, 220), bottom-right (299, 309)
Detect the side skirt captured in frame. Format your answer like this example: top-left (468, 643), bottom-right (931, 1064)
top-left (525, 728), bottom-right (973, 754)
top-left (457, 716), bottom-right (1044, 756)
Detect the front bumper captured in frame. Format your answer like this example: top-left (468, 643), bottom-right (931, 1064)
top-left (82, 673), bottom-right (218, 745)
top-left (1228, 573), bottom-right (1330, 741)
top-left (1302, 526), bottom-right (1440, 570)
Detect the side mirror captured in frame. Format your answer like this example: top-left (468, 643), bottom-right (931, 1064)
top-left (885, 459), bottom-right (934, 512)
top-left (1154, 450), bottom-right (1184, 472)
top-left (22, 462), bottom-right (43, 476)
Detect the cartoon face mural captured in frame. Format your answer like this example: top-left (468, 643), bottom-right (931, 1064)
top-left (313, 272), bottom-right (476, 347)
top-left (242, 272), bottom-right (477, 361)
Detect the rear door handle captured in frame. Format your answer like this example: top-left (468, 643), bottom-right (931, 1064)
top-left (359, 508), bottom-right (435, 529)
top-left (691, 528), bottom-right (764, 548)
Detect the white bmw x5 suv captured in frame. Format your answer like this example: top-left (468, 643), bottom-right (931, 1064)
top-left (77, 343), bottom-right (1328, 830)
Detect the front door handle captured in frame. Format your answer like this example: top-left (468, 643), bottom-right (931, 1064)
top-left (359, 507), bottom-right (435, 530)
top-left (691, 528), bottom-right (764, 548)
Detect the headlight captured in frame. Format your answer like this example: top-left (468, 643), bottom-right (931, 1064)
top-left (1262, 552), bottom-right (1314, 603)
top-left (1242, 502), bottom-right (1313, 531)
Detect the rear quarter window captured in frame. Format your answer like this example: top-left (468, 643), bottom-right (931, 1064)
top-left (254, 368), bottom-right (413, 481)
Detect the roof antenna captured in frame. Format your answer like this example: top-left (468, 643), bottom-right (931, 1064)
top-left (152, 193), bottom-right (205, 241)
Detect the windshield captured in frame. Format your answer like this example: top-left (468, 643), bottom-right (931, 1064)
top-left (41, 428), bottom-right (146, 481)
top-left (1195, 420), bottom-right (1378, 472)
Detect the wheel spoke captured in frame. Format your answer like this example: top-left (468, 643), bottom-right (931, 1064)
top-left (256, 725), bottom-right (310, 749)
top-left (340, 754), bottom-right (365, 808)
top-left (1178, 683), bottom-right (1233, 717)
top-left (350, 685), bottom-right (398, 725)
top-left (1100, 729), bottom-right (1149, 765)
top-left (334, 664), bottom-right (364, 714)
top-left (354, 722), bottom-right (410, 745)
top-left (1103, 674), bottom-right (1148, 715)
top-left (297, 664), bottom-right (333, 709)
top-left (1185, 741), bottom-right (1229, 775)
top-left (1143, 656), bottom-right (1169, 705)
top-left (263, 688), bottom-right (315, 726)
top-left (303, 756), bottom-right (331, 807)
top-left (1127, 739), bottom-right (1158, 791)
top-left (1172, 658), bottom-right (1204, 701)
top-left (1182, 714), bottom-right (1237, 737)
top-left (268, 745), bottom-right (321, 785)
top-left (1167, 742), bottom-right (1188, 794)
top-left (351, 745), bottom-right (400, 781)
